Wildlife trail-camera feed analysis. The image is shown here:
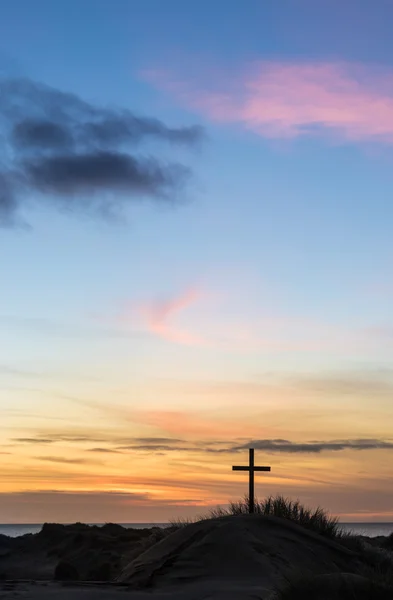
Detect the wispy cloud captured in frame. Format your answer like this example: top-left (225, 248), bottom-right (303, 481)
top-left (14, 437), bottom-right (56, 444)
top-left (19, 427), bottom-right (393, 456)
top-left (112, 281), bottom-right (393, 353)
top-left (35, 456), bottom-right (97, 464)
top-left (117, 443), bottom-right (201, 452)
top-left (120, 287), bottom-right (203, 345)
top-left (87, 448), bottom-right (122, 454)
top-left (144, 61), bottom-right (393, 144)
top-left (12, 432), bottom-right (190, 447)
top-left (133, 437), bottom-right (185, 444)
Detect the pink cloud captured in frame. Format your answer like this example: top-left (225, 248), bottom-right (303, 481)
top-left (122, 288), bottom-right (203, 345)
top-left (117, 285), bottom-right (393, 354)
top-left (143, 61), bottom-right (393, 143)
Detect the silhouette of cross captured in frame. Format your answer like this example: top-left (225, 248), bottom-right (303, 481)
top-left (232, 448), bottom-right (271, 514)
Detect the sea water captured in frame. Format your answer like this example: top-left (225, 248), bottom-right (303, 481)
top-left (0, 523), bottom-right (168, 538)
top-left (0, 522), bottom-right (392, 538)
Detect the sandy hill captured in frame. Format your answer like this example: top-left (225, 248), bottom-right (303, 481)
top-left (119, 514), bottom-right (362, 593)
top-left (0, 523), bottom-right (165, 581)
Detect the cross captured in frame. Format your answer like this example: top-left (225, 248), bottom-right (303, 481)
top-left (232, 448), bottom-right (271, 514)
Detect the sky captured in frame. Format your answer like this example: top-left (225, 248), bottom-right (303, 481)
top-left (1, 0), bottom-right (393, 523)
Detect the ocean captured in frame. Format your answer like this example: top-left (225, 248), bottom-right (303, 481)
top-left (0, 522), bottom-right (392, 538)
top-left (0, 523), bottom-right (168, 538)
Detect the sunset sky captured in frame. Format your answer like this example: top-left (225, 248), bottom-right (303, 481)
top-left (2, 0), bottom-right (393, 523)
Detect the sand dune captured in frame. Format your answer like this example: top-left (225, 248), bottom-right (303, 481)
top-left (0, 515), bottom-right (380, 599)
top-left (119, 514), bottom-right (361, 593)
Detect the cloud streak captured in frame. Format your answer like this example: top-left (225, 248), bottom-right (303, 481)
top-left (0, 77), bottom-right (203, 226)
top-left (120, 437), bottom-right (393, 454)
top-left (121, 287), bottom-right (203, 345)
top-left (87, 448), bottom-right (122, 454)
top-left (233, 438), bottom-right (393, 454)
top-left (14, 430), bottom-right (393, 455)
top-left (144, 61), bottom-right (393, 143)
top-left (35, 456), bottom-right (97, 464)
top-left (14, 437), bottom-right (55, 444)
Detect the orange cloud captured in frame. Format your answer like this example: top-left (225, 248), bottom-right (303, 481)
top-left (143, 61), bottom-right (393, 143)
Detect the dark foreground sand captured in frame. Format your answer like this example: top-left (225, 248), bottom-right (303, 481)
top-left (0, 515), bottom-right (387, 599)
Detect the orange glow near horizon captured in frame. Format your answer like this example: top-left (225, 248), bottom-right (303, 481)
top-left (3, 371), bottom-right (393, 523)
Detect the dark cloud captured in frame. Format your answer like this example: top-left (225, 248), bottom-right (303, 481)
top-left (13, 431), bottom-right (393, 455)
top-left (0, 172), bottom-right (18, 225)
top-left (0, 77), bottom-right (203, 226)
top-left (12, 119), bottom-right (72, 150)
top-left (117, 437), bottom-right (393, 455)
top-left (233, 438), bottom-right (393, 454)
top-left (24, 152), bottom-right (188, 198)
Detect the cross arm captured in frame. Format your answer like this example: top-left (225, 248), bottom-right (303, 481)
top-left (232, 466), bottom-right (271, 471)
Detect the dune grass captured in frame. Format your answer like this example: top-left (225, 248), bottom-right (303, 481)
top-left (170, 494), bottom-right (343, 540)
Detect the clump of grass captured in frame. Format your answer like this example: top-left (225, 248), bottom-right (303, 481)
top-left (208, 495), bottom-right (343, 540)
top-left (170, 495), bottom-right (343, 540)
top-left (258, 495), bottom-right (343, 540)
top-left (206, 506), bottom-right (230, 519)
top-left (168, 517), bottom-right (196, 529)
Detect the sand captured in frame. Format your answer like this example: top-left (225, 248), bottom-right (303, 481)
top-left (0, 515), bottom-right (368, 599)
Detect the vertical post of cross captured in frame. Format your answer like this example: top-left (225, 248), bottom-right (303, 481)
top-left (248, 448), bottom-right (254, 514)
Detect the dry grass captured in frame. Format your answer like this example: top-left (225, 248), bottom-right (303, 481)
top-left (170, 494), bottom-right (343, 540)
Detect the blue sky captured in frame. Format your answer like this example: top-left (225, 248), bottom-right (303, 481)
top-left (1, 0), bottom-right (393, 522)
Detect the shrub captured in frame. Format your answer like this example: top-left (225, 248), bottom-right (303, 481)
top-left (357, 545), bottom-right (393, 579)
top-left (54, 560), bottom-right (79, 581)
